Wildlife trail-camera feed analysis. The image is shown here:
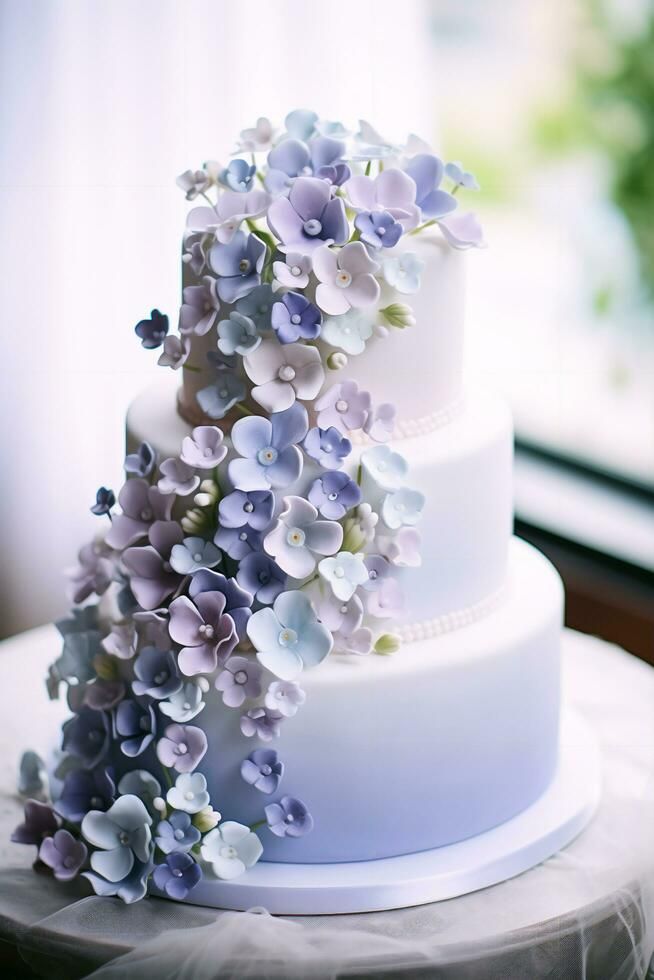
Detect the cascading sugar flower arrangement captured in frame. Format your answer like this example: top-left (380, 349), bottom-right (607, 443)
top-left (12, 109), bottom-right (482, 904)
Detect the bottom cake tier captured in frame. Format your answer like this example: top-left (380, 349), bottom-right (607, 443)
top-left (196, 535), bottom-right (562, 864)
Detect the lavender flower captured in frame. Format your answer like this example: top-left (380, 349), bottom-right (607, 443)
top-left (12, 800), bottom-right (59, 847)
top-left (354, 210), bottom-right (403, 249)
top-left (272, 253), bottom-right (311, 289)
top-left (122, 521), bottom-right (184, 610)
top-left (404, 154), bottom-right (457, 220)
top-left (155, 811), bottom-right (201, 854)
top-left (62, 707), bottom-right (111, 768)
top-left (303, 426), bottom-right (352, 469)
top-left (243, 339), bottom-right (324, 414)
top-left (220, 158), bottom-right (256, 192)
top-left (178, 277), bottom-right (221, 337)
top-left (315, 381), bottom-right (371, 433)
top-left (124, 441), bottom-right (157, 477)
top-left (237, 552), bottom-right (285, 604)
top-left (345, 169), bottom-right (420, 230)
top-left (168, 591), bottom-right (238, 676)
top-left (365, 576), bottom-right (405, 619)
top-left (240, 748), bottom-right (283, 794)
top-left (113, 699), bottom-right (157, 757)
top-left (180, 426), bottom-right (227, 469)
top-left (267, 176), bottom-right (348, 253)
top-left (90, 487), bottom-right (115, 516)
top-left (264, 495), bottom-right (343, 579)
top-left (135, 309), bottom-right (169, 349)
top-left (102, 622), bottom-right (136, 660)
top-left (218, 489), bottom-right (274, 531)
top-left (105, 480), bottom-right (173, 551)
top-left (208, 230), bottom-right (267, 304)
top-left (313, 242), bottom-right (380, 316)
top-left (153, 852), bottom-right (202, 900)
top-left (55, 767), bottom-right (115, 823)
top-left (364, 402), bottom-right (396, 443)
top-left (39, 830), bottom-right (87, 882)
top-left (271, 291), bottom-right (322, 344)
top-left (189, 569), bottom-right (253, 638)
top-left (215, 656), bottom-right (263, 708)
top-left (308, 472), bottom-right (361, 520)
top-left (265, 796), bottom-right (314, 838)
top-left (132, 647), bottom-right (181, 700)
top-left (66, 540), bottom-right (114, 604)
top-left (214, 524), bottom-right (263, 560)
top-left (228, 403), bottom-right (307, 490)
top-left (240, 706), bottom-right (283, 741)
top-left (156, 723), bottom-right (208, 773)
top-left (158, 458), bottom-right (200, 497)
top-left (157, 335), bottom-right (190, 370)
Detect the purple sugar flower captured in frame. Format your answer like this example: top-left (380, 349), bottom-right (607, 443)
top-left (354, 210), bottom-right (403, 249)
top-left (158, 458), bottom-right (200, 497)
top-left (313, 242), bottom-right (380, 316)
top-left (237, 552), bottom-right (285, 604)
top-left (153, 852), bottom-right (202, 900)
top-left (244, 340), bottom-right (324, 414)
top-left (155, 811), bottom-right (201, 854)
top-left (156, 723), bottom-right (207, 773)
top-left (228, 403), bottom-right (307, 491)
top-left (135, 309), bottom-right (169, 349)
top-left (168, 590), bottom-right (238, 676)
top-left (214, 524), bottom-right (263, 560)
top-left (105, 479), bottom-right (173, 551)
top-left (178, 277), bottom-right (221, 337)
top-left (208, 230), bottom-right (267, 304)
top-left (132, 647), bottom-right (182, 700)
top-left (265, 679), bottom-right (306, 718)
top-left (124, 441), bottom-right (157, 478)
top-left (365, 576), bottom-right (405, 619)
top-left (218, 490), bottom-right (275, 531)
top-left (273, 253), bottom-right (312, 289)
top-left (62, 707), bottom-right (111, 769)
top-left (122, 520), bottom-right (184, 610)
top-left (39, 829), bottom-right (87, 882)
top-left (271, 291), bottom-right (322, 344)
top-left (345, 169), bottom-right (420, 230)
top-left (240, 706), bottom-right (283, 741)
top-left (404, 154), bottom-right (457, 221)
top-left (264, 796), bottom-right (314, 838)
top-left (66, 540), bottom-right (114, 605)
top-left (364, 402), bottom-right (396, 443)
top-left (80, 679), bottom-right (126, 712)
top-left (240, 748), bottom-right (284, 794)
top-left (113, 699), bottom-right (157, 757)
top-left (55, 767), bottom-right (116, 823)
top-left (315, 381), bottom-right (371, 433)
top-left (180, 426), bottom-right (227, 469)
top-left (220, 158), bottom-right (256, 192)
top-left (157, 335), bottom-right (190, 370)
top-left (308, 471), bottom-right (361, 520)
top-left (215, 656), bottom-right (263, 708)
top-left (303, 426), bottom-right (352, 469)
top-left (12, 800), bottom-right (59, 847)
top-left (437, 211), bottom-right (485, 250)
top-left (189, 569), bottom-right (253, 639)
top-left (267, 176), bottom-right (348, 253)
top-left (90, 487), bottom-right (115, 517)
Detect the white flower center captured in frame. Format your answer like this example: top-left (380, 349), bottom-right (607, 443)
top-left (327, 492), bottom-right (338, 501)
top-left (244, 501), bottom-right (254, 513)
top-left (290, 314), bottom-right (301, 325)
top-left (333, 565), bottom-right (345, 578)
top-left (336, 271), bottom-right (352, 288)
top-left (278, 628), bottom-right (298, 647)
top-left (291, 265), bottom-right (301, 276)
top-left (278, 365), bottom-right (296, 382)
top-left (177, 742), bottom-right (188, 755)
top-left (335, 399), bottom-right (349, 413)
top-left (303, 218), bottom-right (322, 237)
top-left (140, 509), bottom-right (152, 521)
top-left (154, 671), bottom-right (167, 685)
top-left (219, 388), bottom-right (229, 398)
top-left (257, 447), bottom-right (278, 466)
top-left (174, 828), bottom-right (185, 841)
top-left (203, 447), bottom-right (213, 457)
top-left (261, 764), bottom-right (272, 776)
top-left (285, 814), bottom-right (295, 823)
top-left (193, 552), bottom-right (203, 562)
top-left (184, 791), bottom-right (194, 801)
top-left (199, 624), bottom-right (215, 639)
top-left (378, 226), bottom-right (386, 236)
top-left (239, 531), bottom-right (248, 541)
top-left (220, 845), bottom-right (238, 859)
top-left (286, 527), bottom-right (306, 548)
top-left (234, 670), bottom-right (248, 685)
top-left (173, 868), bottom-right (184, 878)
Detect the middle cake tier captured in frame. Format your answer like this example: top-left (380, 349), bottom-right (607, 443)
top-left (127, 384), bottom-right (513, 626)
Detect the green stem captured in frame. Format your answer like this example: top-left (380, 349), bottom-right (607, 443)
top-left (162, 767), bottom-right (174, 790)
top-left (183, 364), bottom-right (201, 373)
top-left (364, 159), bottom-right (372, 177)
top-left (408, 219), bottom-right (437, 237)
top-left (451, 184), bottom-right (460, 195)
top-left (200, 192), bottom-right (216, 209)
top-left (356, 463), bottom-right (362, 486)
top-left (233, 402), bottom-right (254, 417)
top-left (249, 819), bottom-right (266, 831)
top-left (349, 227), bottom-right (362, 244)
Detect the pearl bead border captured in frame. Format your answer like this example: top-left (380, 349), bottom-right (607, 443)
top-left (398, 587), bottom-right (506, 644)
top-left (350, 396), bottom-right (466, 445)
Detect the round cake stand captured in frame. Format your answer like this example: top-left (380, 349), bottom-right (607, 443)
top-left (151, 711), bottom-right (600, 915)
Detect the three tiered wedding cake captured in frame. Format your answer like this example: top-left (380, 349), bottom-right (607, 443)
top-left (13, 111), bottom-right (567, 911)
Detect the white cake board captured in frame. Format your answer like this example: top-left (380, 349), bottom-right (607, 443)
top-left (152, 711), bottom-right (601, 915)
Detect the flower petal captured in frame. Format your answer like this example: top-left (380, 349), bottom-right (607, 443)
top-left (257, 645), bottom-right (304, 681)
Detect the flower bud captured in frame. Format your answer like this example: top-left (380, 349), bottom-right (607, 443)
top-left (380, 303), bottom-right (415, 329)
top-left (193, 806), bottom-right (221, 832)
top-left (326, 351), bottom-right (348, 371)
top-left (181, 508), bottom-right (206, 534)
top-left (193, 493), bottom-right (213, 508)
top-left (374, 633), bottom-right (402, 656)
top-left (93, 653), bottom-right (119, 680)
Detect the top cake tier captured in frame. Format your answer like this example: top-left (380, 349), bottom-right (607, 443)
top-left (179, 230), bottom-right (465, 435)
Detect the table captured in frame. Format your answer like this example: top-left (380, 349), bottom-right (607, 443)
top-left (1, 625), bottom-right (654, 979)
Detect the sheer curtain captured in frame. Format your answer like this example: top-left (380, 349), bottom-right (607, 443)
top-left (0, 0), bottom-right (436, 636)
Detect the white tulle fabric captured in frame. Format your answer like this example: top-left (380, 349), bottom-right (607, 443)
top-left (2, 629), bottom-right (654, 979)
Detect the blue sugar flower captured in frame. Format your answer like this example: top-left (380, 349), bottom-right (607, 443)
top-left (236, 284), bottom-right (275, 332)
top-left (285, 108), bottom-right (318, 142)
top-left (381, 252), bottom-right (425, 295)
top-left (404, 154), bottom-right (457, 220)
top-left (218, 489), bottom-right (275, 532)
top-left (321, 309), bottom-right (374, 356)
top-left (445, 160), bottom-right (479, 191)
top-left (247, 590), bottom-right (333, 681)
top-left (241, 748), bottom-right (284, 794)
top-left (197, 364), bottom-right (247, 420)
top-left (113, 699), bottom-right (157, 758)
top-left (166, 772), bottom-right (210, 814)
top-left (61, 707), bottom-right (111, 769)
top-left (153, 851), bottom-right (202, 900)
top-left (354, 210), bottom-right (403, 249)
top-left (84, 854), bottom-right (154, 904)
top-left (271, 291), bottom-right (322, 344)
top-left (267, 176), bottom-right (349, 254)
top-left (264, 795), bottom-right (314, 838)
top-left (217, 311), bottom-right (261, 357)
top-left (209, 230), bottom-right (267, 304)
top-left (228, 403), bottom-right (307, 491)
top-left (214, 524), bottom-right (263, 561)
top-left (237, 552), bottom-right (286, 604)
top-left (155, 811), bottom-right (201, 855)
top-left (170, 536), bottom-right (222, 575)
top-left (308, 471), bottom-right (361, 520)
top-left (54, 606), bottom-right (102, 684)
top-left (189, 568), bottom-right (253, 639)
top-left (220, 158), bottom-right (256, 192)
top-left (82, 794), bottom-right (152, 888)
top-left (303, 426), bottom-right (352, 470)
top-left (382, 487), bottom-right (426, 530)
top-left (124, 441), bottom-right (156, 477)
top-left (131, 647), bottom-right (182, 701)
top-left (159, 681), bottom-right (205, 723)
top-left (39, 829), bottom-right (87, 882)
top-left (55, 766), bottom-right (116, 823)
top-left (90, 486), bottom-right (115, 516)
top-left (361, 444), bottom-right (408, 492)
top-left (319, 552), bottom-right (369, 602)
top-left (117, 770), bottom-right (162, 817)
top-left (135, 309), bottom-right (169, 349)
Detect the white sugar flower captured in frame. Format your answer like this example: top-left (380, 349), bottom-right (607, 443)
top-left (201, 822), bottom-right (263, 880)
top-left (166, 772), bottom-right (210, 814)
top-left (318, 552), bottom-right (369, 602)
top-left (322, 309), bottom-right (375, 356)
